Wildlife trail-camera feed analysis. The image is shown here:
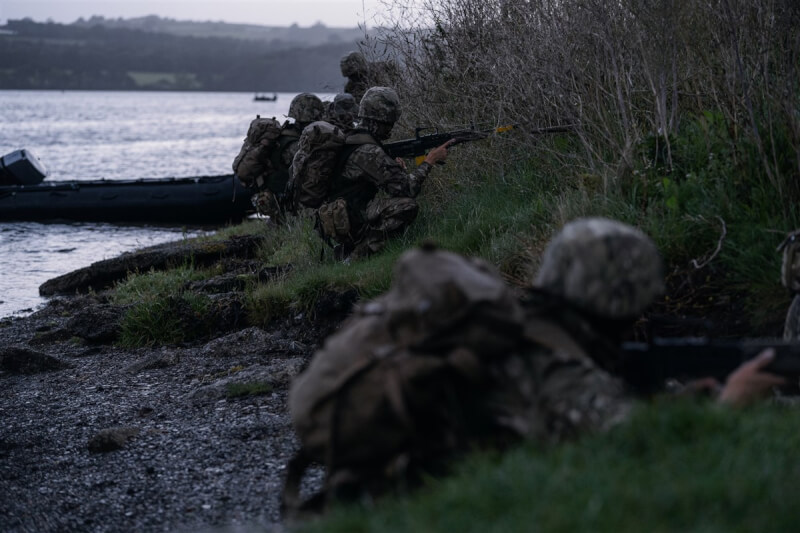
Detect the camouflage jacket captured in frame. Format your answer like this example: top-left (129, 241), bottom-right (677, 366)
top-left (279, 124), bottom-right (303, 169)
top-left (482, 305), bottom-right (633, 444)
top-left (344, 77), bottom-right (368, 105)
top-left (337, 131), bottom-right (433, 214)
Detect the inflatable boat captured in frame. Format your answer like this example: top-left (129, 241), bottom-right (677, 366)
top-left (0, 149), bottom-right (254, 224)
top-left (0, 174), bottom-right (255, 225)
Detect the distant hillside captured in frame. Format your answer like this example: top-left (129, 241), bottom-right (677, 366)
top-left (0, 18), bottom-right (364, 92)
top-left (70, 15), bottom-right (367, 50)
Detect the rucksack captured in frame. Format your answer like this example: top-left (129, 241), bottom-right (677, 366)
top-left (283, 245), bottom-right (526, 513)
top-left (288, 122), bottom-right (375, 210)
top-left (232, 115), bottom-right (296, 192)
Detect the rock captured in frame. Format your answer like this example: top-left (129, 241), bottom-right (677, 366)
top-left (313, 288), bottom-right (359, 317)
top-left (203, 293), bottom-right (248, 335)
top-left (40, 234), bottom-right (266, 296)
top-left (0, 346), bottom-right (69, 375)
top-left (188, 358), bottom-right (305, 403)
top-left (87, 427), bottom-right (140, 453)
top-left (185, 264), bottom-right (290, 294)
top-left (199, 327), bottom-right (308, 358)
top-left (65, 303), bottom-right (125, 344)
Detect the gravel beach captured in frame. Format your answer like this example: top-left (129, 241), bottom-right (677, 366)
top-left (0, 246), bottom-right (349, 532)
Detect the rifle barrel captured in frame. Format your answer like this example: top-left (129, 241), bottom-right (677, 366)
top-left (619, 338), bottom-right (800, 393)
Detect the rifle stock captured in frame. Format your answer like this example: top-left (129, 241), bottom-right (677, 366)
top-left (618, 337), bottom-right (800, 394)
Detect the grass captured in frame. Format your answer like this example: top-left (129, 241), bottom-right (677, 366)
top-left (225, 381), bottom-right (273, 398)
top-left (113, 264), bottom-right (212, 346)
top-left (298, 400), bottom-right (800, 533)
top-left (112, 113), bottom-right (797, 344)
top-left (102, 110), bottom-right (800, 530)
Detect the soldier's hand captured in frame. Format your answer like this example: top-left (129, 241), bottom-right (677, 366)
top-left (395, 157), bottom-right (407, 170)
top-left (718, 348), bottom-right (787, 407)
top-left (424, 139), bottom-right (456, 166)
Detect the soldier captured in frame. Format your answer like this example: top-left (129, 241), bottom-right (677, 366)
top-left (340, 51), bottom-right (369, 104)
top-left (317, 86), bottom-right (453, 259)
top-left (285, 218), bottom-right (784, 510)
top-left (778, 229), bottom-right (800, 340)
top-left (251, 92), bottom-right (324, 222)
top-left (323, 93), bottom-right (358, 132)
top-left (500, 217), bottom-right (785, 442)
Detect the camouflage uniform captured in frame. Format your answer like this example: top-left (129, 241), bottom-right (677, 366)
top-left (333, 137), bottom-right (432, 258)
top-left (323, 93), bottom-right (358, 132)
top-left (778, 230), bottom-right (800, 340)
top-left (319, 87), bottom-right (435, 258)
top-left (285, 220), bottom-right (663, 505)
top-left (340, 51), bottom-right (369, 104)
top-left (252, 93), bottom-right (324, 221)
top-left (485, 299), bottom-right (634, 443)
top-left (483, 218), bottom-right (664, 443)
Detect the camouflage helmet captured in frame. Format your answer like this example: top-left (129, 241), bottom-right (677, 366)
top-left (340, 51), bottom-right (368, 77)
top-left (331, 93), bottom-right (357, 124)
top-left (359, 87), bottom-right (401, 124)
top-left (535, 218), bottom-right (664, 319)
top-left (288, 93), bottom-right (324, 124)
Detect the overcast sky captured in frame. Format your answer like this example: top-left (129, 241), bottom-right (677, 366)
top-left (0, 0), bottom-right (384, 28)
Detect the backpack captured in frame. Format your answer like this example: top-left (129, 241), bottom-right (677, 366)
top-left (283, 245), bottom-right (526, 513)
top-left (288, 122), bottom-right (375, 210)
top-left (231, 115), bottom-right (294, 192)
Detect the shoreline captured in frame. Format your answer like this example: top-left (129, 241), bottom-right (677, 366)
top-left (0, 236), bottom-right (347, 532)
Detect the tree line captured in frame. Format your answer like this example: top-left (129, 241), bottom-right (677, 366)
top-left (0, 18), bottom-right (362, 92)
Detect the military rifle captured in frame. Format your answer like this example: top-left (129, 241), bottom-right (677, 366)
top-left (383, 124), bottom-right (574, 164)
top-left (618, 337), bottom-right (800, 394)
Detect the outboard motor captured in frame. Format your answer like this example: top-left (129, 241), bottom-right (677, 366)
top-left (0, 149), bottom-right (48, 186)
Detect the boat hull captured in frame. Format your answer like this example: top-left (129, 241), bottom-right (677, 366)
top-left (0, 175), bottom-right (255, 224)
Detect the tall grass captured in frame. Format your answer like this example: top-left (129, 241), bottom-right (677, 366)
top-left (298, 401), bottom-right (800, 533)
top-left (114, 113), bottom-right (796, 343)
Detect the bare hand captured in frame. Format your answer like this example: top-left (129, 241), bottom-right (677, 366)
top-left (423, 139), bottom-right (456, 166)
top-left (718, 349), bottom-right (787, 407)
top-left (395, 157), bottom-right (407, 170)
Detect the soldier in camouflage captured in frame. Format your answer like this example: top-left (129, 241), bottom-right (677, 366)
top-left (318, 86), bottom-right (453, 259)
top-left (340, 51), bottom-right (370, 104)
top-left (284, 218), bottom-right (784, 507)
top-left (490, 218), bottom-right (786, 443)
top-left (252, 92), bottom-right (324, 222)
top-left (323, 93), bottom-right (358, 133)
top-left (778, 229), bottom-right (800, 340)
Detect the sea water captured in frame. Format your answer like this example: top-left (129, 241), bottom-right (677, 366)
top-left (0, 90), bottom-right (322, 317)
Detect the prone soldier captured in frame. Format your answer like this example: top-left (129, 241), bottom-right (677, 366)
top-left (286, 218), bottom-right (785, 511)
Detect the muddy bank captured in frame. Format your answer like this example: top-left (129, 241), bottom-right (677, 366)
top-left (0, 237), bottom-right (354, 533)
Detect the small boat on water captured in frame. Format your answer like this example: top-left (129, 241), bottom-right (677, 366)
top-left (0, 175), bottom-right (255, 225)
top-left (0, 150), bottom-right (254, 225)
top-left (253, 93), bottom-right (278, 102)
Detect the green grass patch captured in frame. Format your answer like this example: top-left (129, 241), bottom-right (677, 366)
top-left (113, 265), bottom-right (213, 346)
top-left (225, 381), bottom-right (273, 398)
top-left (299, 401), bottom-right (800, 533)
